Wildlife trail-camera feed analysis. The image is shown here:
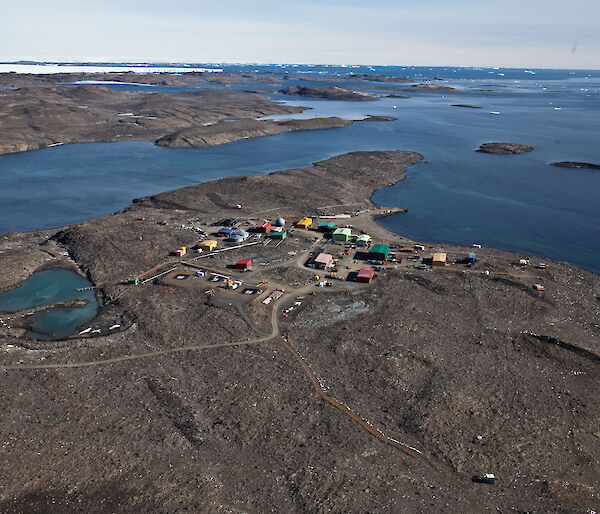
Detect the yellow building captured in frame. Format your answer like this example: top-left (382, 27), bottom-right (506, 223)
top-left (432, 253), bottom-right (447, 266)
top-left (296, 217), bottom-right (313, 229)
top-left (176, 246), bottom-right (187, 257)
top-left (200, 240), bottom-right (217, 252)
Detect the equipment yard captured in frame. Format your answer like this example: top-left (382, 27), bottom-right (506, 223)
top-left (0, 151), bottom-right (599, 512)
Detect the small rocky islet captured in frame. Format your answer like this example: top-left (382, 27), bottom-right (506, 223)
top-left (476, 142), bottom-right (534, 154)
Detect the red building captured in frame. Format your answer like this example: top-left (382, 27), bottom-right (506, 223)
top-left (235, 259), bottom-right (252, 270)
top-left (256, 222), bottom-right (271, 233)
top-left (356, 267), bottom-right (375, 283)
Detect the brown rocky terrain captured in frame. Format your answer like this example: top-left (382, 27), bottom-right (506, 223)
top-left (477, 142), bottom-right (535, 154)
top-left (155, 117), bottom-right (355, 148)
top-left (0, 151), bottom-right (599, 512)
top-left (280, 85), bottom-right (377, 101)
top-left (0, 83), bottom-right (304, 155)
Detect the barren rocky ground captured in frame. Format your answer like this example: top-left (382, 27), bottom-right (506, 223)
top-left (0, 80), bottom-right (304, 155)
top-left (0, 151), bottom-right (599, 512)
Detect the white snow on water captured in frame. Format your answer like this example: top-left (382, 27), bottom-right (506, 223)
top-left (0, 64), bottom-right (223, 74)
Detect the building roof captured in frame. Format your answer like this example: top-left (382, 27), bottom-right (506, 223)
top-left (236, 259), bottom-right (251, 266)
top-left (370, 244), bottom-right (389, 254)
top-left (333, 227), bottom-right (352, 235)
top-left (356, 234), bottom-right (371, 241)
top-left (357, 267), bottom-right (375, 279)
top-left (433, 252), bottom-right (447, 261)
top-left (319, 221), bottom-right (336, 228)
top-left (297, 217), bottom-right (312, 226)
top-left (314, 253), bottom-right (334, 265)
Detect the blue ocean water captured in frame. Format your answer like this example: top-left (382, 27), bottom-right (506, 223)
top-left (0, 64), bottom-right (599, 273)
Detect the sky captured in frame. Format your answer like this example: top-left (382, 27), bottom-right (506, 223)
top-left (2, 0), bottom-right (599, 69)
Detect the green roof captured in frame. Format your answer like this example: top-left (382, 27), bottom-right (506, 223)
top-left (369, 244), bottom-right (389, 257)
top-left (319, 221), bottom-right (336, 228)
top-left (333, 228), bottom-right (352, 235)
top-left (356, 234), bottom-right (371, 241)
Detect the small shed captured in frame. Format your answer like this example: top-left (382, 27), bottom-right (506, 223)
top-left (200, 240), bottom-right (217, 252)
top-left (318, 221), bottom-right (337, 232)
top-left (356, 267), bottom-right (375, 283)
top-left (313, 253), bottom-right (334, 269)
top-left (433, 253), bottom-right (447, 266)
top-left (369, 244), bottom-right (389, 261)
top-left (468, 253), bottom-right (477, 264)
top-left (332, 228), bottom-right (352, 241)
top-left (235, 259), bottom-right (252, 270)
top-left (296, 217), bottom-right (313, 229)
top-left (356, 234), bottom-right (371, 246)
top-left (269, 231), bottom-right (287, 240)
top-left (256, 222), bottom-right (272, 233)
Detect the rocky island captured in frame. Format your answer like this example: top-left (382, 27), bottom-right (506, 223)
top-left (0, 150), bottom-right (598, 513)
top-left (551, 161), bottom-right (600, 169)
top-left (279, 85), bottom-right (378, 101)
top-left (477, 142), bottom-right (535, 154)
top-left (403, 83), bottom-right (457, 93)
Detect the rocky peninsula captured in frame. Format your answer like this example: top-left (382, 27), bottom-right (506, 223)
top-left (155, 117), bottom-right (355, 148)
top-left (477, 142), bottom-right (535, 154)
top-left (0, 151), bottom-right (598, 513)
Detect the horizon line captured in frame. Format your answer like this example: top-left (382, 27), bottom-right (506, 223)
top-left (1, 60), bottom-right (599, 72)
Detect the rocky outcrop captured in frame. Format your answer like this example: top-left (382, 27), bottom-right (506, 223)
top-left (279, 85), bottom-right (377, 101)
top-left (403, 83), bottom-right (456, 92)
top-left (476, 142), bottom-right (534, 154)
top-left (551, 161), bottom-right (600, 170)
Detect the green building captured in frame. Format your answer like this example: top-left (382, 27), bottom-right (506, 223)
top-left (332, 227), bottom-right (352, 241)
top-left (318, 221), bottom-right (337, 232)
top-left (269, 231), bottom-right (287, 240)
top-left (369, 244), bottom-right (389, 261)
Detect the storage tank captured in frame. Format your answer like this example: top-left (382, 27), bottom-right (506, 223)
top-left (235, 230), bottom-right (250, 240)
top-left (274, 217), bottom-right (285, 227)
top-left (228, 234), bottom-right (244, 243)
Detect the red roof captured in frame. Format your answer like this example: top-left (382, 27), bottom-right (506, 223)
top-left (357, 267), bottom-right (375, 280)
top-left (235, 259), bottom-right (252, 268)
